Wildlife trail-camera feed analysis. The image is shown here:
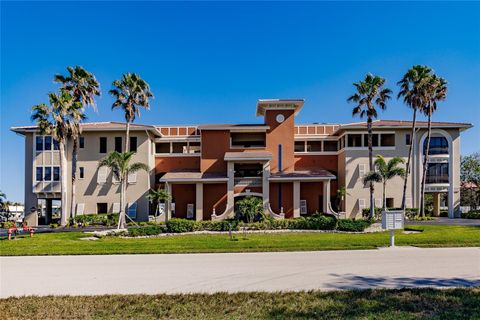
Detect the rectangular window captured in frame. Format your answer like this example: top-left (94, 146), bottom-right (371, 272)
top-left (306, 141), bottom-right (322, 152)
top-left (99, 137), bottom-right (107, 153)
top-left (386, 198), bottom-right (395, 208)
top-left (36, 167), bottom-right (43, 181)
top-left (97, 203), bottom-right (108, 214)
top-left (294, 141), bottom-right (305, 152)
top-left (79, 136), bottom-right (85, 149)
top-left (426, 163), bottom-right (449, 183)
top-left (323, 140), bottom-right (338, 152)
top-left (380, 134), bottom-right (395, 147)
top-left (44, 136), bottom-right (52, 151)
top-left (115, 137), bottom-right (122, 152)
top-left (363, 134), bottom-right (379, 147)
top-left (79, 167), bottom-right (85, 179)
top-left (36, 136), bottom-right (43, 151)
top-left (406, 134), bottom-right (411, 146)
top-left (53, 138), bottom-right (59, 150)
top-left (231, 132), bottom-right (266, 148)
top-left (188, 142), bottom-right (201, 153)
top-left (44, 167), bottom-right (52, 181)
top-left (53, 166), bottom-right (60, 181)
top-left (347, 134), bottom-right (362, 147)
top-left (130, 137), bottom-right (137, 152)
top-left (155, 142), bottom-right (170, 154)
top-left (172, 142), bottom-right (188, 153)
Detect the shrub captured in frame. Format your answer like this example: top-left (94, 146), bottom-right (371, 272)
top-left (201, 219), bottom-right (240, 231)
top-left (128, 225), bottom-right (164, 237)
top-left (462, 210), bottom-right (480, 219)
top-left (73, 213), bottom-right (119, 226)
top-left (235, 196), bottom-right (264, 223)
top-left (287, 214), bottom-right (337, 231)
top-left (1, 221), bottom-right (15, 229)
top-left (49, 223), bottom-right (59, 229)
top-left (337, 219), bottom-right (372, 232)
top-left (166, 218), bottom-right (196, 233)
top-left (362, 207), bottom-right (382, 220)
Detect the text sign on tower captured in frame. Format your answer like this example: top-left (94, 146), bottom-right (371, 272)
top-left (382, 210), bottom-right (404, 230)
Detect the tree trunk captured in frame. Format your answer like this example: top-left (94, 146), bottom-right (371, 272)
top-left (367, 117), bottom-right (375, 219)
top-left (59, 141), bottom-right (69, 226)
top-left (125, 121), bottom-right (130, 153)
top-left (401, 109), bottom-right (417, 210)
top-left (118, 178), bottom-right (126, 229)
top-left (383, 181), bottom-right (387, 211)
top-left (70, 137), bottom-right (78, 222)
top-left (420, 112), bottom-right (433, 217)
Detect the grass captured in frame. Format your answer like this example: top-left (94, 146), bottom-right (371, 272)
top-left (1, 225), bottom-right (479, 256)
top-left (0, 288), bottom-right (479, 319)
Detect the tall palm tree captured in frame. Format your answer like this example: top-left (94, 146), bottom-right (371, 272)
top-left (363, 155), bottom-right (406, 210)
top-left (109, 73), bottom-right (153, 153)
top-left (419, 75), bottom-right (448, 217)
top-left (54, 66), bottom-right (100, 221)
top-left (98, 151), bottom-right (149, 229)
top-left (348, 74), bottom-right (392, 218)
top-left (146, 187), bottom-right (171, 221)
top-left (397, 65), bottom-right (433, 210)
top-left (31, 91), bottom-right (85, 226)
top-left (0, 191), bottom-right (6, 213)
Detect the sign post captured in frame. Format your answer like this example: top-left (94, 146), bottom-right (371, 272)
top-left (381, 210), bottom-right (404, 247)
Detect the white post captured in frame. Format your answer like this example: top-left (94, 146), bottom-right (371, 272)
top-left (390, 229), bottom-right (395, 247)
top-left (293, 181), bottom-right (300, 218)
top-left (165, 182), bottom-right (171, 221)
top-left (323, 180), bottom-right (331, 213)
top-left (226, 161), bottom-right (235, 218)
top-left (262, 161), bottom-right (270, 213)
top-left (195, 183), bottom-right (203, 221)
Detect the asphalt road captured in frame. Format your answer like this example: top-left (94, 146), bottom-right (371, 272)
top-left (1, 247), bottom-right (479, 297)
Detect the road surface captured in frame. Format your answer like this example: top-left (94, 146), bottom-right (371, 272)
top-left (1, 247), bottom-right (479, 297)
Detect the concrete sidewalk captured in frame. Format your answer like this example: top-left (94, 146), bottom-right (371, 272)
top-left (1, 247), bottom-right (479, 297)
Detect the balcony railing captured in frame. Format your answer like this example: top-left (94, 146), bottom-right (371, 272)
top-left (426, 147), bottom-right (449, 155)
top-left (426, 175), bottom-right (449, 184)
top-left (234, 177), bottom-right (262, 187)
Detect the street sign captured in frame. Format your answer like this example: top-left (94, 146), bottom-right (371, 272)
top-left (381, 210), bottom-right (405, 247)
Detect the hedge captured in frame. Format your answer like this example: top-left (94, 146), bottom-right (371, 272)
top-left (128, 225), bottom-right (164, 237)
top-left (462, 210), bottom-right (480, 219)
top-left (337, 219), bottom-right (372, 232)
top-left (73, 213), bottom-right (119, 226)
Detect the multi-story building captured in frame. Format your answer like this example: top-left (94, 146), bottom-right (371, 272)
top-left (11, 99), bottom-right (472, 226)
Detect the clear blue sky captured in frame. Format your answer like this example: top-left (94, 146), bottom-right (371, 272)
top-left (1, 1), bottom-right (479, 202)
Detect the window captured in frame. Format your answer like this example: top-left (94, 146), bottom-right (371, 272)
top-left (347, 134), bottom-right (362, 147)
top-left (234, 163), bottom-right (263, 178)
top-left (424, 137), bottom-right (448, 155)
top-left (231, 132), bottom-right (266, 148)
top-left (115, 137), bottom-right (122, 152)
top-left (380, 134), bottom-right (395, 147)
top-left (44, 136), bottom-right (52, 151)
top-left (155, 142), bottom-right (170, 153)
top-left (300, 200), bottom-right (307, 215)
top-left (405, 134), bottom-right (411, 146)
top-left (306, 141), bottom-right (322, 152)
top-left (172, 142), bottom-right (188, 153)
top-left (386, 198), bottom-right (394, 208)
top-left (363, 134), bottom-right (379, 147)
top-left (340, 136), bottom-right (345, 149)
top-left (130, 137), bottom-right (137, 152)
top-left (44, 167), bottom-right (52, 181)
top-left (294, 141), bottom-right (305, 152)
top-left (323, 140), bottom-right (338, 152)
top-left (53, 167), bottom-right (60, 181)
top-left (79, 167), bottom-right (85, 179)
top-left (189, 142), bottom-right (200, 153)
top-left (358, 164), bottom-right (367, 178)
top-left (426, 163), bottom-right (449, 183)
top-left (79, 136), bottom-right (85, 149)
top-left (53, 139), bottom-right (59, 150)
top-left (99, 137), bottom-right (107, 153)
top-left (97, 203), bottom-right (108, 214)
top-left (358, 198), bottom-right (366, 209)
top-left (36, 136), bottom-right (43, 151)
top-left (36, 167), bottom-right (43, 181)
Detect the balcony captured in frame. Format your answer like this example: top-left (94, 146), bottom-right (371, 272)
top-left (426, 175), bottom-right (449, 184)
top-left (234, 177), bottom-right (262, 187)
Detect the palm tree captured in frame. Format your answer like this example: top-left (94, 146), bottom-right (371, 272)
top-left (419, 75), bottom-right (447, 217)
top-left (98, 151), bottom-right (149, 229)
top-left (348, 74), bottom-right (392, 218)
top-left (0, 191), bottom-right (6, 213)
top-left (109, 73), bottom-right (153, 153)
top-left (146, 187), bottom-right (171, 221)
top-left (397, 65), bottom-right (434, 210)
top-left (31, 91), bottom-right (85, 226)
top-left (363, 155), bottom-right (406, 210)
top-left (54, 66), bottom-right (100, 221)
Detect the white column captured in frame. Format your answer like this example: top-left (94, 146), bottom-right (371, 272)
top-left (195, 183), bottom-right (203, 221)
top-left (165, 182), bottom-right (171, 220)
top-left (323, 180), bottom-right (331, 213)
top-left (293, 181), bottom-right (300, 218)
top-left (262, 161), bottom-right (270, 213)
top-left (226, 161), bottom-right (235, 218)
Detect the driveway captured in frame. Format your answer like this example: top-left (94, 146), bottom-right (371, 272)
top-left (1, 247), bottom-right (479, 297)
top-left (408, 217), bottom-right (480, 226)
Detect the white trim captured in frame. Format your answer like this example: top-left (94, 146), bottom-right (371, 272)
top-left (97, 166), bottom-right (107, 184)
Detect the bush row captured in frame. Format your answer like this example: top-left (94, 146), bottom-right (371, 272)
top-left (126, 214), bottom-right (372, 236)
top-left (462, 210), bottom-right (480, 219)
top-left (72, 213), bottom-right (119, 226)
top-left (362, 208), bottom-right (420, 220)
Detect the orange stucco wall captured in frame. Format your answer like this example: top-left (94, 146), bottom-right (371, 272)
top-left (294, 154), bottom-right (338, 174)
top-left (269, 182), bottom-right (294, 218)
top-left (155, 156), bottom-right (200, 173)
top-left (171, 184), bottom-right (196, 219)
top-left (203, 183), bottom-right (227, 220)
top-left (265, 109), bottom-right (295, 173)
top-left (299, 181), bottom-right (323, 214)
top-left (200, 130), bottom-right (230, 173)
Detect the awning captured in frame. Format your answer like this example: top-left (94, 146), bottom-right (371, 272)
top-left (159, 171), bottom-right (228, 183)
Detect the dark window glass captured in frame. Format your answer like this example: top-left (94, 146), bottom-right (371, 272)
top-left (347, 134), bottom-right (362, 147)
top-left (36, 167), bottom-right (43, 181)
top-left (406, 134), bottom-right (411, 145)
top-left (172, 142), bottom-right (188, 153)
top-left (426, 163), bottom-right (449, 183)
top-left (306, 141), bottom-right (322, 152)
top-left (380, 134), bottom-right (395, 147)
top-left (130, 137), bottom-right (137, 152)
top-left (189, 142), bottom-right (200, 153)
top-left (44, 136), bottom-right (52, 150)
top-left (386, 198), bottom-right (395, 208)
top-left (115, 137), bottom-right (122, 152)
top-left (53, 166), bottom-right (60, 181)
top-left (36, 136), bottom-right (43, 151)
top-left (155, 143), bottom-right (170, 153)
top-left (324, 140), bottom-right (338, 151)
top-left (294, 141), bottom-right (305, 152)
top-left (79, 167), bottom-right (85, 179)
top-left (53, 138), bottom-right (59, 150)
top-left (44, 167), bottom-right (52, 181)
top-left (363, 134), bottom-right (379, 147)
top-left (100, 137), bottom-right (107, 153)
top-left (97, 203), bottom-right (108, 214)
top-left (231, 132), bottom-right (266, 148)
top-left (424, 137), bottom-right (448, 155)
top-left (79, 137), bottom-right (85, 149)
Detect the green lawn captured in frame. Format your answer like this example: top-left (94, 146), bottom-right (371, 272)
top-left (1, 225), bottom-right (478, 256)
top-left (1, 288), bottom-right (479, 319)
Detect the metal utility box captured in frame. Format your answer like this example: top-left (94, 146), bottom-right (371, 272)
top-left (382, 210), bottom-right (404, 230)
